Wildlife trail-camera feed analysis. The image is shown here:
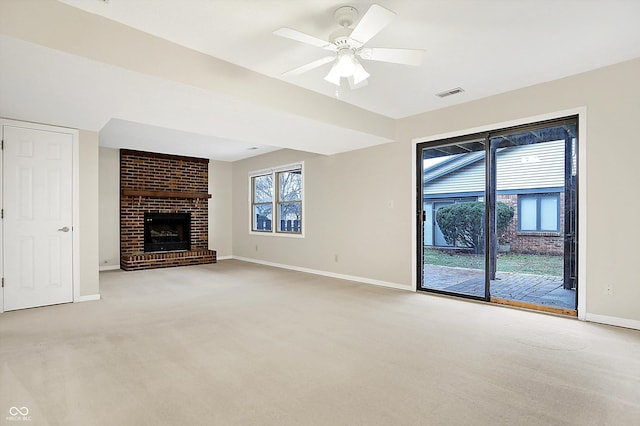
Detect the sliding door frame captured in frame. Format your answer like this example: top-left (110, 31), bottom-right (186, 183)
top-left (416, 131), bottom-right (490, 302)
top-left (416, 115), bottom-right (579, 310)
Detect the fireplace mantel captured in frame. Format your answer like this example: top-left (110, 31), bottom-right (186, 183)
top-left (122, 189), bottom-right (211, 199)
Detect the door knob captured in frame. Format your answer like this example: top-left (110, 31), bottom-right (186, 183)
top-left (57, 226), bottom-right (70, 232)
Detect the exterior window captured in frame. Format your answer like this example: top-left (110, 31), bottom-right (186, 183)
top-left (250, 163), bottom-right (303, 235)
top-left (518, 194), bottom-right (559, 232)
top-left (252, 174), bottom-right (273, 231)
top-left (277, 170), bottom-right (302, 233)
top-left (423, 197), bottom-right (478, 247)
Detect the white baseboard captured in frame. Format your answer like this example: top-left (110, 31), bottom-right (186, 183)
top-left (585, 313), bottom-right (640, 330)
top-left (77, 294), bottom-right (101, 302)
top-left (216, 255), bottom-right (233, 260)
top-left (99, 265), bottom-right (120, 271)
top-left (232, 256), bottom-right (411, 291)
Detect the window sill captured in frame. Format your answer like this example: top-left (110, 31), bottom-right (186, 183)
top-left (249, 231), bottom-right (304, 239)
top-left (516, 231), bottom-right (561, 237)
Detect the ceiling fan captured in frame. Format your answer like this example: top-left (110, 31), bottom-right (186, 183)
top-left (274, 4), bottom-right (424, 88)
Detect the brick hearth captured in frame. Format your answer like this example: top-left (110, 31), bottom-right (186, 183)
top-left (120, 149), bottom-right (216, 271)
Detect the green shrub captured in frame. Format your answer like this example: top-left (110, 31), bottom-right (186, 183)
top-left (436, 201), bottom-right (514, 253)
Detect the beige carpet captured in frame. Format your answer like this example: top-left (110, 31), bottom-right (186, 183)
top-left (1, 260), bottom-right (639, 425)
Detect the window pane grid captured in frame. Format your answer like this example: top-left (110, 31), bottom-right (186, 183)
top-left (520, 197), bottom-right (537, 231)
top-left (278, 170), bottom-right (302, 202)
top-left (540, 196), bottom-right (558, 231)
top-left (276, 169), bottom-right (302, 234)
top-left (253, 203), bottom-right (272, 232)
top-left (277, 201), bottom-right (302, 233)
top-left (251, 174), bottom-right (273, 231)
top-left (253, 175), bottom-right (272, 203)
top-left (518, 193), bottom-right (559, 232)
top-left (251, 166), bottom-right (303, 235)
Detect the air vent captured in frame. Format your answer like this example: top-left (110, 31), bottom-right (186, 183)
top-left (436, 87), bottom-right (465, 98)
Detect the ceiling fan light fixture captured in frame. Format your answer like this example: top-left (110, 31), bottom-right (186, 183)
top-left (275, 4), bottom-right (417, 88)
top-left (325, 51), bottom-right (368, 86)
top-left (324, 62), bottom-right (342, 85)
top-left (335, 50), bottom-right (356, 77)
top-left (352, 60), bottom-right (370, 84)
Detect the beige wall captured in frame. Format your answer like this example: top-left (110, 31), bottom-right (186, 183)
top-left (399, 58), bottom-right (640, 323)
top-left (209, 160), bottom-right (233, 257)
top-left (98, 147), bottom-right (120, 268)
top-left (232, 147), bottom-right (411, 288)
top-left (78, 130), bottom-right (100, 296)
top-left (233, 58), bottom-right (640, 324)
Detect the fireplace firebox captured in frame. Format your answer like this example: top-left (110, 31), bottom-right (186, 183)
top-left (144, 212), bottom-right (191, 252)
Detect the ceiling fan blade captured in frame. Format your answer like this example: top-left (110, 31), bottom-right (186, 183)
top-left (359, 47), bottom-right (424, 66)
top-left (282, 56), bottom-right (336, 77)
top-left (273, 27), bottom-right (336, 51)
top-left (349, 4), bottom-right (396, 47)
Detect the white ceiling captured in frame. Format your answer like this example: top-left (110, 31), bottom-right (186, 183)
top-left (0, 32), bottom-right (391, 161)
top-left (3, 0), bottom-right (640, 161)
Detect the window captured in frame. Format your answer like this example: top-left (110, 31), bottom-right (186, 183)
top-left (252, 174), bottom-right (273, 231)
top-left (518, 193), bottom-right (560, 232)
top-left (423, 197), bottom-right (478, 247)
top-left (250, 163), bottom-right (303, 235)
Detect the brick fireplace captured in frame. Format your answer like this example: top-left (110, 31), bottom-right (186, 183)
top-left (120, 149), bottom-right (216, 271)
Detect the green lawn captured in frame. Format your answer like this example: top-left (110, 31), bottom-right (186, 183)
top-left (423, 248), bottom-right (563, 276)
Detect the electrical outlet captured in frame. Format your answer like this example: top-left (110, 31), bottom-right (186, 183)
top-left (605, 283), bottom-right (614, 296)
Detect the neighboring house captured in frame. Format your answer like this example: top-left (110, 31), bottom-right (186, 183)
top-left (423, 140), bottom-right (571, 255)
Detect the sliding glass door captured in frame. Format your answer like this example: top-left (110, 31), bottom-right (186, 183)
top-left (420, 137), bottom-right (487, 299)
top-left (417, 117), bottom-right (578, 313)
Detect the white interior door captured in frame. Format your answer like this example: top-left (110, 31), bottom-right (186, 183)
top-left (3, 125), bottom-right (73, 311)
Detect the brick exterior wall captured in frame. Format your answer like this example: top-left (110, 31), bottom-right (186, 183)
top-left (120, 150), bottom-right (216, 270)
top-left (498, 193), bottom-right (564, 256)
